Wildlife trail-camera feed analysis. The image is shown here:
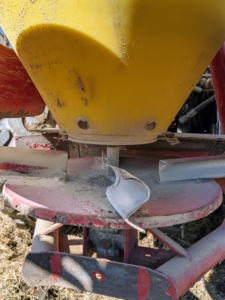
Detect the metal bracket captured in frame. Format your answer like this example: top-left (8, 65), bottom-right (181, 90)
top-left (159, 155), bottom-right (225, 182)
top-left (0, 146), bottom-right (67, 178)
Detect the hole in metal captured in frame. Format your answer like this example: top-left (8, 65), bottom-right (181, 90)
top-left (78, 119), bottom-right (89, 130)
top-left (95, 273), bottom-right (102, 280)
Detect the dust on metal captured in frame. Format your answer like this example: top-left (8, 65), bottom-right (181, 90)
top-left (2, 157), bottom-right (222, 229)
top-left (0, 146), bottom-right (67, 178)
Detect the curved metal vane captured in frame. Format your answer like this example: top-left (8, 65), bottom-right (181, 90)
top-left (106, 165), bottom-right (150, 233)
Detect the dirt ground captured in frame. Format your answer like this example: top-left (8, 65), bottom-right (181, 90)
top-left (0, 207), bottom-right (225, 300)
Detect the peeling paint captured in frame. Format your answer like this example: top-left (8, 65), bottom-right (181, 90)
top-left (51, 253), bottom-right (62, 283)
top-left (137, 268), bottom-right (150, 300)
top-left (0, 162), bottom-right (46, 174)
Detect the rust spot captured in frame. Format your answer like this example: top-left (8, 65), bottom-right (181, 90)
top-left (77, 75), bottom-right (85, 92)
top-left (34, 211), bottom-right (56, 220)
top-left (35, 64), bottom-right (42, 69)
top-left (56, 98), bottom-right (64, 107)
top-left (81, 97), bottom-right (88, 106)
top-left (29, 143), bottom-right (51, 150)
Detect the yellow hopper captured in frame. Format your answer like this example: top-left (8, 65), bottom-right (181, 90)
top-left (1, 0), bottom-right (225, 144)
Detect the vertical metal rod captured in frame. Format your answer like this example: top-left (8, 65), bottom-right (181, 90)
top-left (181, 224), bottom-right (186, 239)
top-left (32, 219), bottom-right (58, 252)
top-left (123, 229), bottom-right (137, 263)
top-left (106, 146), bottom-right (119, 181)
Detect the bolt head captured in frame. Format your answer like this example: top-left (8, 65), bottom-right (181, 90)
top-left (145, 121), bottom-right (156, 131)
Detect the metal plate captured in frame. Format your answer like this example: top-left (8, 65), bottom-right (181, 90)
top-left (0, 130), bottom-right (10, 146)
top-left (23, 252), bottom-right (174, 300)
top-left (2, 157), bottom-right (222, 229)
top-left (0, 146), bottom-right (67, 178)
top-left (159, 155), bottom-right (225, 182)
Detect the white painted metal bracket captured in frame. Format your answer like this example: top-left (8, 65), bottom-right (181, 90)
top-left (106, 165), bottom-right (150, 233)
top-left (159, 155), bottom-right (225, 182)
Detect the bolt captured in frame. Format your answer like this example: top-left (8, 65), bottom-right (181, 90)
top-left (78, 119), bottom-right (89, 130)
top-left (145, 121), bottom-right (156, 131)
top-left (205, 78), bottom-right (213, 89)
top-left (106, 146), bottom-right (119, 181)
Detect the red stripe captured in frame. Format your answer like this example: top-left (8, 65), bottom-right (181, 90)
top-left (51, 253), bottom-right (62, 283)
top-left (137, 268), bottom-right (150, 300)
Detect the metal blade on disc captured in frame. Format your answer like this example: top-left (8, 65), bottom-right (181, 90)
top-left (106, 165), bottom-right (150, 233)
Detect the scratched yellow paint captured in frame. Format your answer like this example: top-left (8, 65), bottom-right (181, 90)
top-left (1, 0), bottom-right (225, 144)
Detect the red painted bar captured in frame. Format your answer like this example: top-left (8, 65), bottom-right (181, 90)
top-left (157, 220), bottom-right (225, 298)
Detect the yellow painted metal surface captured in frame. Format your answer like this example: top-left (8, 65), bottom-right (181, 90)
top-left (1, 1), bottom-right (225, 144)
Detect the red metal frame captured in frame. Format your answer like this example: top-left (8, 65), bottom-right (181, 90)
top-left (22, 217), bottom-right (225, 300)
top-left (0, 145), bottom-right (224, 299)
top-left (157, 220), bottom-right (225, 298)
top-left (0, 44), bottom-right (45, 118)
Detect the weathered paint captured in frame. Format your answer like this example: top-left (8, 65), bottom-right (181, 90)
top-left (131, 247), bottom-right (175, 270)
top-left (2, 157), bottom-right (223, 229)
top-left (0, 163), bottom-right (46, 174)
top-left (23, 252), bottom-right (174, 299)
top-left (22, 213), bottom-right (225, 299)
top-left (137, 268), bottom-right (150, 300)
top-left (157, 220), bottom-right (225, 298)
top-left (50, 253), bottom-right (62, 283)
top-left (29, 143), bottom-right (51, 150)
top-left (165, 281), bottom-right (178, 300)
top-left (0, 146), bottom-right (67, 178)
top-left (0, 44), bottom-right (45, 117)
top-left (32, 210), bottom-right (56, 221)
